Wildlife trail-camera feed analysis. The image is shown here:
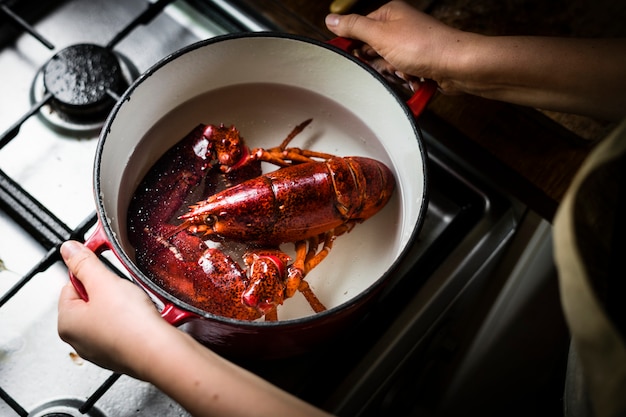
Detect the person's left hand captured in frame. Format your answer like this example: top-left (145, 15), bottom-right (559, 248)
top-left (57, 240), bottom-right (166, 378)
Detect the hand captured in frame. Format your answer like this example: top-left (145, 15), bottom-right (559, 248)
top-left (326, 1), bottom-right (465, 94)
top-left (326, 1), bottom-right (626, 120)
top-left (57, 240), bottom-right (167, 378)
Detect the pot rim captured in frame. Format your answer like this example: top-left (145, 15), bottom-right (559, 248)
top-left (94, 31), bottom-right (429, 327)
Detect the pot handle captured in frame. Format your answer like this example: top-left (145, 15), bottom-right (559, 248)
top-left (67, 221), bottom-right (197, 326)
top-left (327, 37), bottom-right (437, 118)
top-left (160, 303), bottom-right (197, 325)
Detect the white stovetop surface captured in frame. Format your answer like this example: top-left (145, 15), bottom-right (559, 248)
top-left (0, 1), bottom-right (233, 415)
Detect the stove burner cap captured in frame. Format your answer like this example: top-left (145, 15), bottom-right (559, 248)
top-left (28, 398), bottom-right (107, 417)
top-left (32, 43), bottom-right (137, 133)
top-left (43, 43), bottom-right (127, 120)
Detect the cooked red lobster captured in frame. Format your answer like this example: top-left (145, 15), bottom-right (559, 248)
top-left (127, 119), bottom-right (395, 321)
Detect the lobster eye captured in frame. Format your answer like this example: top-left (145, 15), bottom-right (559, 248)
top-left (205, 214), bottom-right (219, 227)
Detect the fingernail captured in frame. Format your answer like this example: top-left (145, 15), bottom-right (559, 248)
top-left (395, 71), bottom-right (407, 81)
top-left (325, 13), bottom-right (340, 27)
top-left (60, 240), bottom-right (82, 262)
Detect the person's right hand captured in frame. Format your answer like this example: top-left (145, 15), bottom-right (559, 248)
top-left (325, 1), bottom-right (466, 94)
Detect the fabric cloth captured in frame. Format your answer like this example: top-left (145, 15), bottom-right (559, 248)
top-left (554, 118), bottom-right (626, 417)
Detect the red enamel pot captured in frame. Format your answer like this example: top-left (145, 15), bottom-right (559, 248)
top-left (78, 33), bottom-right (433, 359)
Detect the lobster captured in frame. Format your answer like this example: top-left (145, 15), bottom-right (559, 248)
top-left (127, 119), bottom-right (395, 321)
top-left (127, 124), bottom-right (264, 320)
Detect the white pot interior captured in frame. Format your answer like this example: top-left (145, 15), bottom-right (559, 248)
top-left (96, 34), bottom-right (426, 321)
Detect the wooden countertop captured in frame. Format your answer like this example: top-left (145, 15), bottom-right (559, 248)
top-left (236, 0), bottom-right (624, 220)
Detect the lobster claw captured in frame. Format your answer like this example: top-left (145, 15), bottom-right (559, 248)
top-left (241, 251), bottom-right (291, 315)
top-left (203, 124), bottom-right (245, 169)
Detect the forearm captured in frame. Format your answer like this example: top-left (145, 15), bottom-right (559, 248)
top-left (326, 2), bottom-right (625, 120)
top-left (446, 34), bottom-right (626, 120)
top-left (137, 324), bottom-right (331, 417)
top-left (58, 240), bottom-right (330, 417)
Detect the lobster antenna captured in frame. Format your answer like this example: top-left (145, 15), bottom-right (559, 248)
top-left (166, 220), bottom-right (192, 238)
top-left (278, 118), bottom-right (313, 150)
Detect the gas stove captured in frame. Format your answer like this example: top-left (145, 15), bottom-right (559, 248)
top-left (0, 1), bottom-right (518, 416)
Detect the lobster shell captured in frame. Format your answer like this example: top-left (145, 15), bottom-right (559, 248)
top-left (86, 33), bottom-right (430, 358)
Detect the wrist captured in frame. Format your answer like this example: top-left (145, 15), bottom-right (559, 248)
top-left (436, 31), bottom-right (489, 95)
top-left (124, 317), bottom-right (182, 381)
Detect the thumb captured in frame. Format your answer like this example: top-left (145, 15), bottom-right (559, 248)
top-left (60, 240), bottom-right (110, 299)
top-left (325, 13), bottom-right (378, 44)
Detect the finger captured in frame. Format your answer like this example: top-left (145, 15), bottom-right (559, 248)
top-left (60, 240), bottom-right (112, 293)
top-left (59, 279), bottom-right (83, 304)
top-left (359, 44), bottom-right (379, 58)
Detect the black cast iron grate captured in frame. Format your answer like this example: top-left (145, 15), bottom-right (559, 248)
top-left (0, 0), bottom-right (177, 415)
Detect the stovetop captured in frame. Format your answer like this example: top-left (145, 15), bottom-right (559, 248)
top-left (0, 1), bottom-right (518, 416)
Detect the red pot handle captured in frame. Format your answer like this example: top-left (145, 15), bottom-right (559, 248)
top-left (68, 221), bottom-right (196, 326)
top-left (328, 37), bottom-right (437, 118)
top-left (68, 221), bottom-right (110, 301)
top-left (160, 303), bottom-right (197, 325)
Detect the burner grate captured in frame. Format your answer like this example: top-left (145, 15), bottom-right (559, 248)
top-left (28, 398), bottom-right (107, 417)
top-left (0, 0), bottom-right (176, 144)
top-left (0, 1), bottom-right (57, 49)
top-left (0, 1), bottom-right (190, 415)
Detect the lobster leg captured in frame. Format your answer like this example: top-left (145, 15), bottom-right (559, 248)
top-left (250, 148), bottom-right (293, 167)
top-left (282, 233), bottom-right (335, 314)
top-left (252, 145), bottom-right (338, 167)
top-left (288, 223), bottom-right (361, 314)
top-left (301, 225), bottom-right (354, 274)
top-left (246, 118), bottom-right (340, 167)
top-left (298, 280), bottom-right (326, 314)
top-left (304, 232), bottom-right (337, 273)
top-left (264, 308), bottom-right (279, 322)
top-left (286, 241), bottom-right (308, 298)
top-left (284, 148), bottom-right (336, 162)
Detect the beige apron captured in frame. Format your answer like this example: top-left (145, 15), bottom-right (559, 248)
top-left (554, 119), bottom-right (626, 417)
